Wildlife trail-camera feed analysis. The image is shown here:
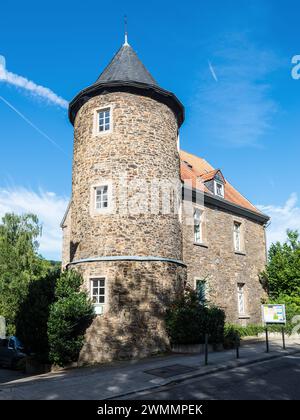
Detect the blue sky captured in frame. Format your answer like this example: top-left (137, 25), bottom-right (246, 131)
top-left (0, 0), bottom-right (300, 259)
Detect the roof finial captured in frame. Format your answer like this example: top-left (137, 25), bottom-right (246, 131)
top-left (124, 15), bottom-right (129, 45)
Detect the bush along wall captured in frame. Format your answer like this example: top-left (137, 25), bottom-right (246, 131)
top-left (165, 290), bottom-right (225, 347)
top-left (47, 270), bottom-right (95, 367)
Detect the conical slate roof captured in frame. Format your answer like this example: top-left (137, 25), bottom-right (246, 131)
top-left (69, 42), bottom-right (184, 127)
top-left (96, 43), bottom-right (158, 86)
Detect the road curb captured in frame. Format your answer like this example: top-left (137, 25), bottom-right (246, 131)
top-left (106, 349), bottom-right (300, 400)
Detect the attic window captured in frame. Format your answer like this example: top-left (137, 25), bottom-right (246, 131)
top-left (214, 181), bottom-right (224, 198)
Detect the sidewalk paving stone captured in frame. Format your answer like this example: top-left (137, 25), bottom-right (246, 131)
top-left (0, 337), bottom-right (299, 400)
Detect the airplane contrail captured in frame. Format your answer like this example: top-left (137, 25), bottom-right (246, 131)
top-left (0, 95), bottom-right (69, 158)
top-left (0, 55), bottom-right (68, 108)
top-left (208, 60), bottom-right (218, 82)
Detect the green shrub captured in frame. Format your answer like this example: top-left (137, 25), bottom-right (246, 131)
top-left (223, 325), bottom-right (241, 349)
top-left (165, 290), bottom-right (225, 345)
top-left (224, 324), bottom-right (266, 348)
top-left (47, 270), bottom-right (94, 367)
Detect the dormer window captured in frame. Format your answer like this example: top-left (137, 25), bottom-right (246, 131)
top-left (201, 169), bottom-right (225, 198)
top-left (214, 181), bottom-right (224, 198)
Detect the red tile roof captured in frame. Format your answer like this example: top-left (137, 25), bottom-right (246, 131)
top-left (200, 169), bottom-right (223, 183)
top-left (180, 150), bottom-right (261, 214)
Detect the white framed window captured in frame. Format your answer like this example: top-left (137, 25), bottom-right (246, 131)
top-left (195, 278), bottom-right (206, 305)
top-left (95, 185), bottom-right (108, 210)
top-left (234, 221), bottom-right (241, 252)
top-left (97, 108), bottom-right (110, 133)
top-left (90, 181), bottom-right (113, 216)
top-left (93, 106), bottom-right (113, 136)
top-left (214, 181), bottom-right (224, 198)
top-left (237, 283), bottom-right (245, 315)
top-left (91, 277), bottom-right (106, 304)
top-left (194, 208), bottom-right (203, 244)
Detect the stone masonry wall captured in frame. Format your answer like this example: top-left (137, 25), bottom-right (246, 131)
top-left (75, 260), bottom-right (186, 364)
top-left (182, 203), bottom-right (267, 324)
top-left (67, 91), bottom-right (186, 363)
top-left (70, 92), bottom-right (182, 262)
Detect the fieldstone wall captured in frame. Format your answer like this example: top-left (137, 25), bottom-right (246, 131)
top-left (182, 203), bottom-right (268, 324)
top-left (75, 260), bottom-right (186, 364)
top-left (66, 90), bottom-right (185, 364)
top-left (70, 91), bottom-right (182, 262)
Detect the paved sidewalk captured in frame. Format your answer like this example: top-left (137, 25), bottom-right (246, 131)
top-left (0, 337), bottom-right (299, 400)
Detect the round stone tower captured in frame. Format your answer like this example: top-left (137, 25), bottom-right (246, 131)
top-left (66, 40), bottom-right (186, 363)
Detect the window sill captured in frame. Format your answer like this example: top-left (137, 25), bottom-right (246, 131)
top-left (93, 130), bottom-right (113, 137)
top-left (194, 242), bottom-right (209, 249)
top-left (238, 315), bottom-right (250, 319)
top-left (235, 251), bottom-right (246, 256)
top-left (91, 208), bottom-right (112, 216)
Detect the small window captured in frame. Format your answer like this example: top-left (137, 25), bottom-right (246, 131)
top-left (214, 181), bottom-right (224, 198)
top-left (194, 208), bottom-right (203, 244)
top-left (95, 185), bottom-right (108, 210)
top-left (234, 222), bottom-right (241, 252)
top-left (91, 278), bottom-right (106, 304)
top-left (237, 283), bottom-right (245, 315)
top-left (195, 279), bottom-right (206, 305)
top-left (97, 108), bottom-right (110, 133)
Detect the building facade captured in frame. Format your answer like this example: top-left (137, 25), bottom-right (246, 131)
top-left (61, 40), bottom-right (269, 363)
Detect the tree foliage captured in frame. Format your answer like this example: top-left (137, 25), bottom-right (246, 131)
top-left (0, 213), bottom-right (51, 334)
top-left (15, 267), bottom-right (59, 362)
top-left (47, 270), bottom-right (95, 367)
top-left (262, 229), bottom-right (300, 298)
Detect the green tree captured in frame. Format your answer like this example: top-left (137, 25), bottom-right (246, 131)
top-left (0, 213), bottom-right (51, 334)
top-left (15, 267), bottom-right (59, 362)
top-left (47, 270), bottom-right (94, 367)
top-left (262, 229), bottom-right (300, 298)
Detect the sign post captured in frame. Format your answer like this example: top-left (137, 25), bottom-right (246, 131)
top-left (235, 335), bottom-right (240, 359)
top-left (261, 304), bottom-right (286, 352)
top-left (282, 326), bottom-right (286, 350)
top-left (265, 326), bottom-right (269, 353)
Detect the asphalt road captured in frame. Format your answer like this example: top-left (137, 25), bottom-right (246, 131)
top-left (124, 354), bottom-right (300, 400)
top-left (0, 367), bottom-right (28, 384)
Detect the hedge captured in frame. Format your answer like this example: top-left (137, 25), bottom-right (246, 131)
top-left (165, 290), bottom-right (225, 346)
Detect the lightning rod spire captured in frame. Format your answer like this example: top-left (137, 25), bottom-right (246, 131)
top-left (124, 15), bottom-right (129, 45)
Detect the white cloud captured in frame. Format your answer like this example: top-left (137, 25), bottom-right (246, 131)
top-left (0, 187), bottom-right (69, 260)
top-left (257, 193), bottom-right (300, 247)
top-left (0, 55), bottom-right (68, 109)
